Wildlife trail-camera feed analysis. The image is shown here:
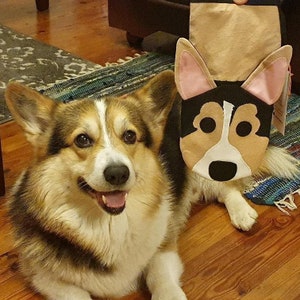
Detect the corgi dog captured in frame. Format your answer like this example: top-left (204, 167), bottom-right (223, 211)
top-left (6, 71), bottom-right (194, 300)
top-left (5, 70), bottom-right (298, 300)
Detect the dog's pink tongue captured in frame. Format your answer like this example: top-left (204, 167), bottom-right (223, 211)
top-left (102, 191), bottom-right (127, 208)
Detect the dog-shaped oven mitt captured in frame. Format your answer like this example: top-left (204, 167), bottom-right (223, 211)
top-left (175, 0), bottom-right (293, 181)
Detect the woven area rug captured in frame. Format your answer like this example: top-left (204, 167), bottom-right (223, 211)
top-left (42, 52), bottom-right (174, 101)
top-left (0, 24), bottom-right (102, 124)
top-left (1, 25), bottom-right (299, 211)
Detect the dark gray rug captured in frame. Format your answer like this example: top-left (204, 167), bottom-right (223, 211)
top-left (0, 24), bottom-right (102, 124)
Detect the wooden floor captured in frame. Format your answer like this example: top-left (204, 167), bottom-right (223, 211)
top-left (1, 1), bottom-right (300, 299)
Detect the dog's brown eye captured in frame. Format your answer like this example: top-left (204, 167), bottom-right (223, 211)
top-left (123, 130), bottom-right (137, 144)
top-left (75, 134), bottom-right (94, 148)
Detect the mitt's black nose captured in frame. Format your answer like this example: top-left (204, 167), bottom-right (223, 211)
top-left (104, 165), bottom-right (130, 185)
top-left (209, 161), bottom-right (237, 181)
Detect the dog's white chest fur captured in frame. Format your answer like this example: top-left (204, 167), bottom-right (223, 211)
top-left (77, 200), bottom-right (171, 297)
top-left (41, 197), bottom-right (170, 297)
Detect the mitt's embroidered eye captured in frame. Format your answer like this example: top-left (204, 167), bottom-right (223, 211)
top-left (236, 121), bottom-right (252, 137)
top-left (75, 134), bottom-right (94, 148)
top-left (200, 117), bottom-right (216, 133)
top-left (123, 130), bottom-right (137, 144)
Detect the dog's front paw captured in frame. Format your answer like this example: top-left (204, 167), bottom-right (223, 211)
top-left (221, 188), bottom-right (259, 231)
top-left (152, 286), bottom-right (187, 300)
top-left (229, 204), bottom-right (258, 231)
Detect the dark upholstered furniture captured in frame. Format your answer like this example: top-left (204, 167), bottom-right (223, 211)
top-left (108, 0), bottom-right (190, 45)
top-left (108, 0), bottom-right (300, 94)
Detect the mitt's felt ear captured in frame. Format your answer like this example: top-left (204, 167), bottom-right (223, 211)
top-left (175, 38), bottom-right (216, 100)
top-left (242, 45), bottom-right (293, 105)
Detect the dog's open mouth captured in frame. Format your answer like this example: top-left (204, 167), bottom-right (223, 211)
top-left (77, 177), bottom-right (127, 215)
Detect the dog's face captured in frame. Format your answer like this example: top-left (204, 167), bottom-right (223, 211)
top-left (175, 38), bottom-right (292, 181)
top-left (5, 70), bottom-right (176, 215)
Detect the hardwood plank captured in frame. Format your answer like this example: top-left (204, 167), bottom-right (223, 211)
top-left (0, 1), bottom-right (299, 299)
top-left (181, 207), bottom-right (300, 299)
top-left (243, 253), bottom-right (300, 300)
top-left (0, 0), bottom-right (140, 66)
top-left (1, 122), bottom-right (32, 189)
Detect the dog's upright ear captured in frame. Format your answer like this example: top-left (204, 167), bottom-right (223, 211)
top-left (134, 70), bottom-right (177, 150)
top-left (139, 70), bottom-right (177, 122)
top-left (5, 82), bottom-right (57, 146)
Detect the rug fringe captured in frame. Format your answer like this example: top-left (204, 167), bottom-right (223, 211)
top-left (105, 53), bottom-right (145, 67)
top-left (274, 188), bottom-right (300, 215)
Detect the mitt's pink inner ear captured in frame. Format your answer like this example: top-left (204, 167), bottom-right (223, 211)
top-left (178, 51), bottom-right (215, 100)
top-left (242, 57), bottom-right (289, 105)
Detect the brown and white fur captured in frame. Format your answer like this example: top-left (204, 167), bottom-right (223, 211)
top-left (5, 70), bottom-right (298, 300)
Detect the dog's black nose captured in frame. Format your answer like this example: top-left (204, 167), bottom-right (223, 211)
top-left (209, 161), bottom-right (237, 181)
top-left (104, 165), bottom-right (130, 185)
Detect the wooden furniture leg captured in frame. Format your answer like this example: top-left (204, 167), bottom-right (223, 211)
top-left (35, 0), bottom-right (49, 11)
top-left (0, 139), bottom-right (5, 196)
